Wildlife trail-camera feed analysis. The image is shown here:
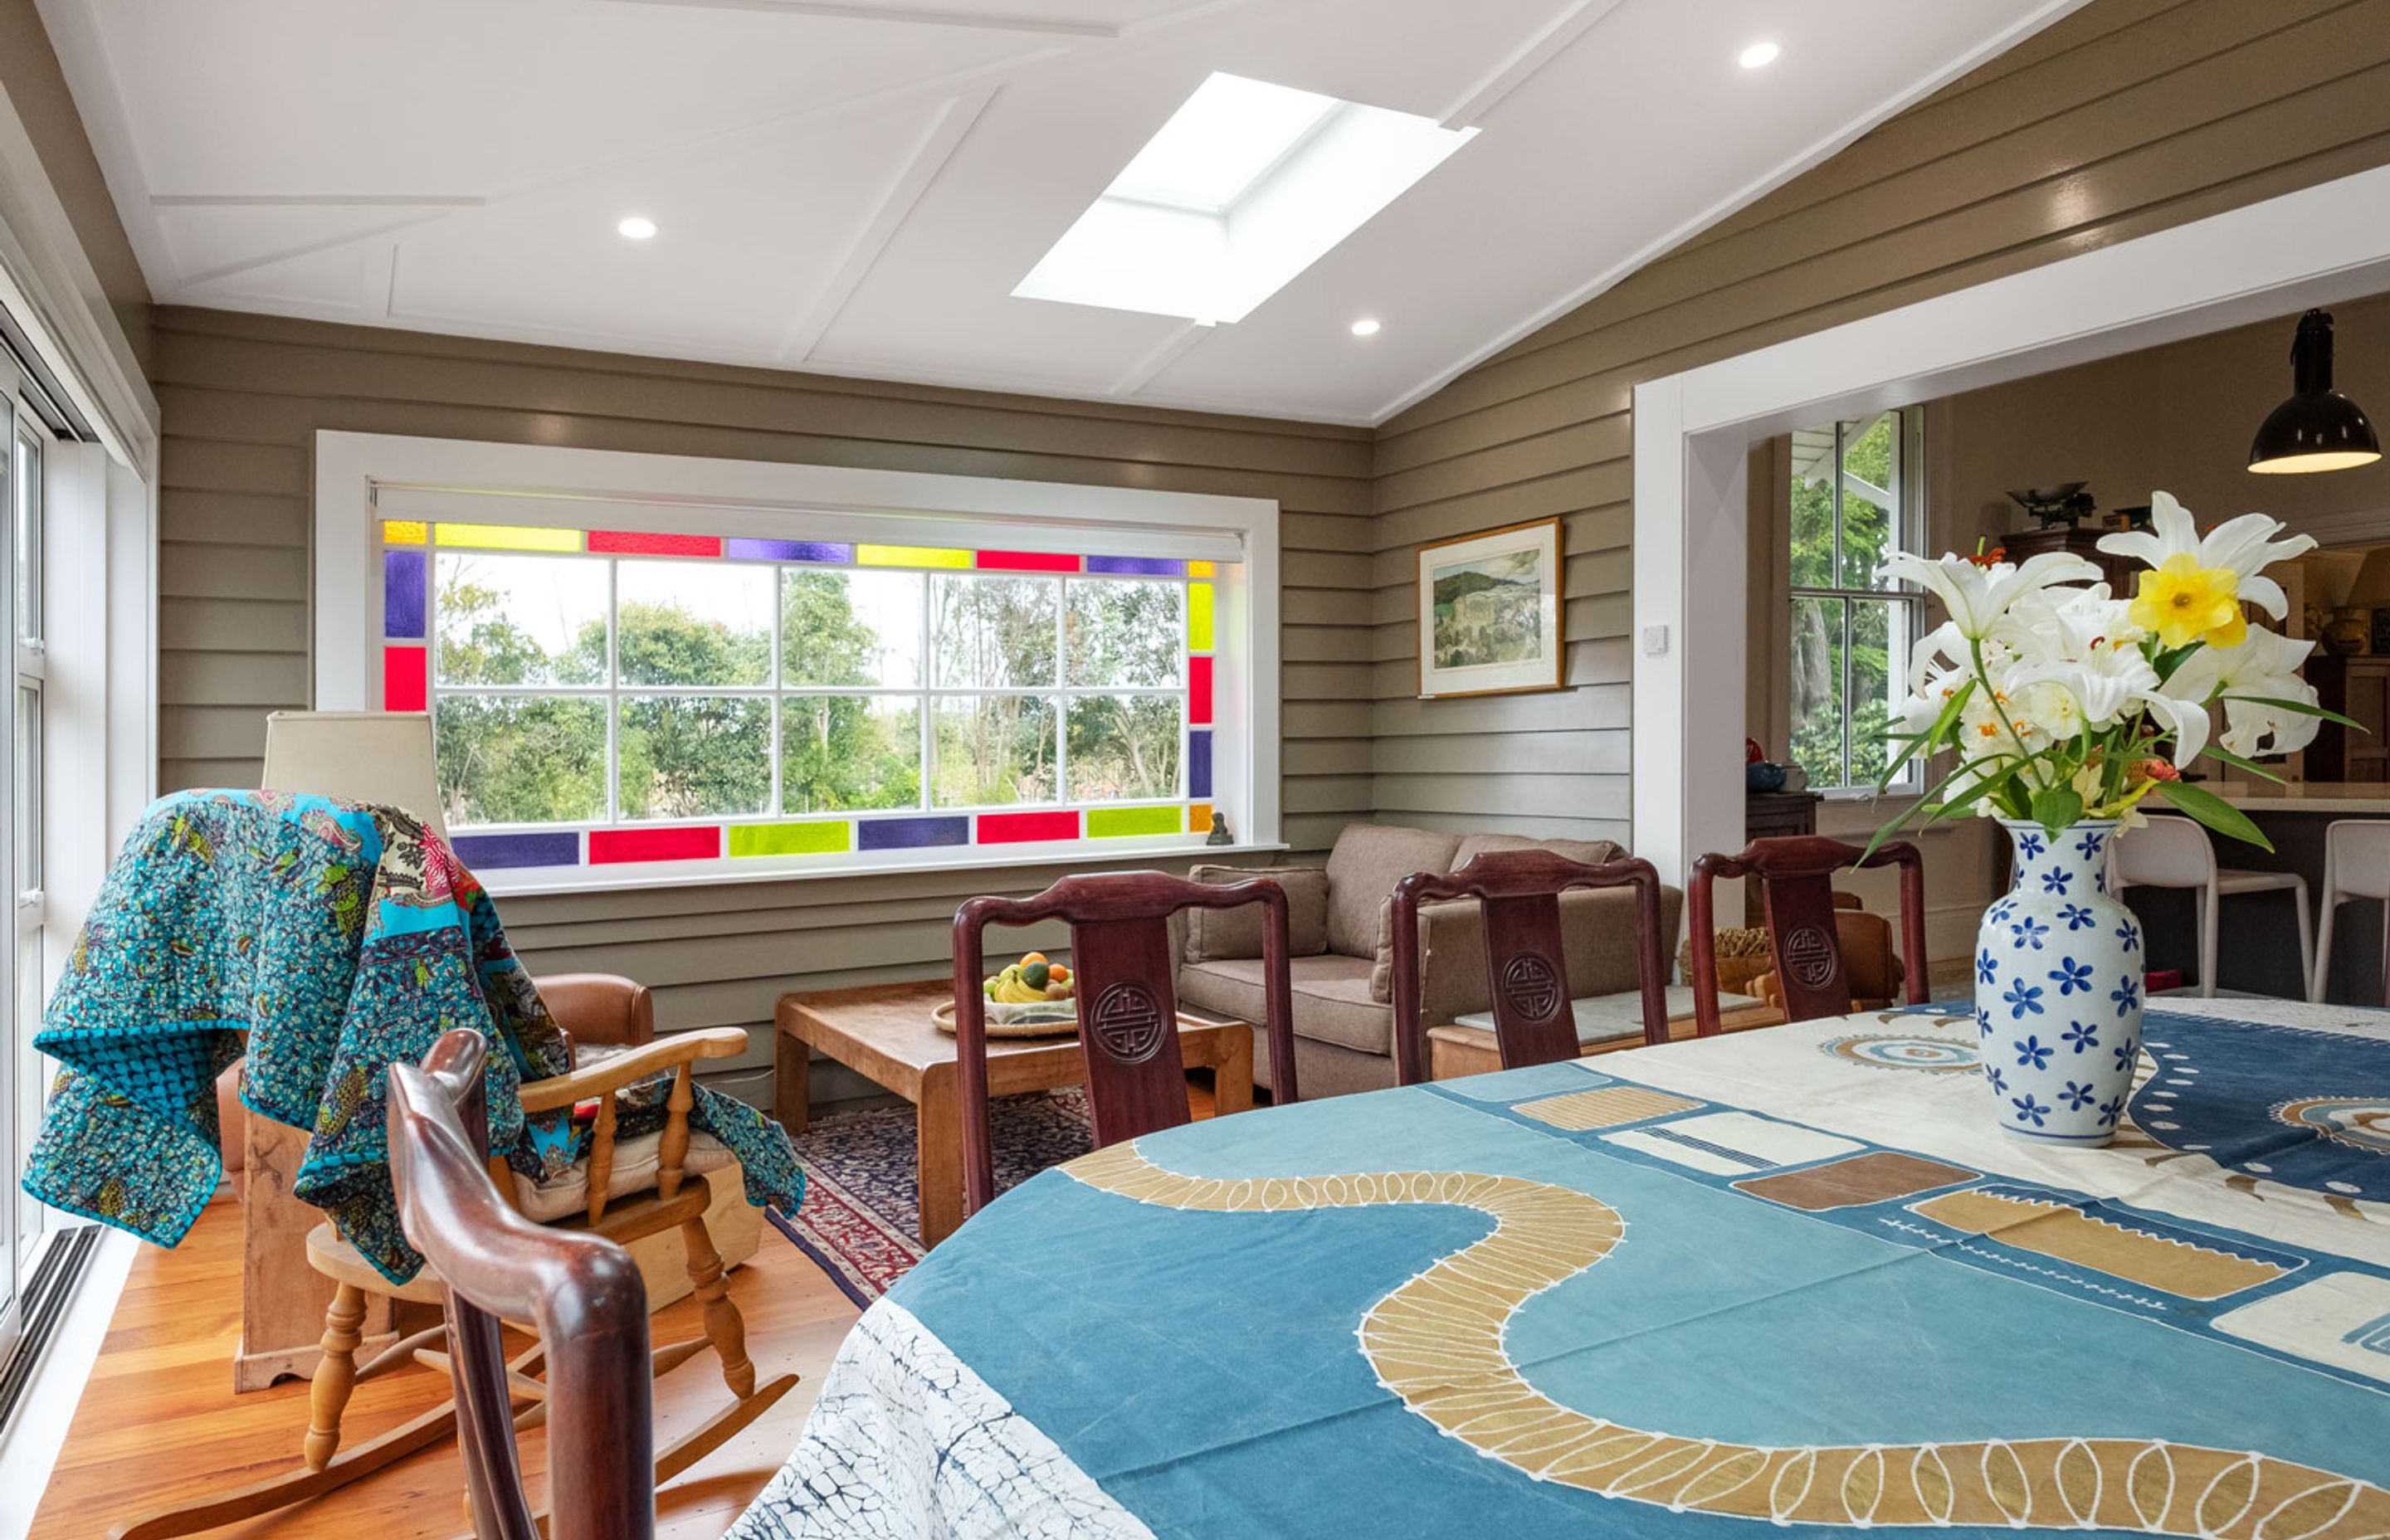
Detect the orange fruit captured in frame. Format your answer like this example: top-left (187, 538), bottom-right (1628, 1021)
top-left (1020, 952), bottom-right (1048, 967)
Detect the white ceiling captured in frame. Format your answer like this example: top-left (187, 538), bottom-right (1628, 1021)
top-left (39, 0), bottom-right (2084, 425)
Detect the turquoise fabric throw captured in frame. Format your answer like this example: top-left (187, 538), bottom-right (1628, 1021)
top-left (22, 789), bottom-right (800, 1282)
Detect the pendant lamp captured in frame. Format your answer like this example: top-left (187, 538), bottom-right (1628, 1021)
top-left (2248, 309), bottom-right (2381, 475)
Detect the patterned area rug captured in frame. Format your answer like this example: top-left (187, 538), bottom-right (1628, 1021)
top-left (767, 1088), bottom-right (1093, 1305)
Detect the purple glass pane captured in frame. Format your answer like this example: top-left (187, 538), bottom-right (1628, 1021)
top-left (451, 831), bottom-right (581, 870)
top-left (383, 550), bottom-right (427, 640)
top-left (725, 539), bottom-right (853, 563)
top-left (1188, 730), bottom-right (1212, 799)
top-left (1085, 556), bottom-right (1187, 578)
top-left (859, 816), bottom-right (970, 851)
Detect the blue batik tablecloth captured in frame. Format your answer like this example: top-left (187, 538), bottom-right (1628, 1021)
top-left (729, 997), bottom-right (2390, 1538)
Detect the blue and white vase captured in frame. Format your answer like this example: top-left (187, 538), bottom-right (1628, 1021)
top-left (1977, 818), bottom-right (2142, 1147)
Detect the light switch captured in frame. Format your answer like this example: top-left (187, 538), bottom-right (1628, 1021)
top-left (1641, 625), bottom-right (1670, 656)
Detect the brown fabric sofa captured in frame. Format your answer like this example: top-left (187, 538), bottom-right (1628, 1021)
top-left (1174, 823), bottom-right (1685, 1097)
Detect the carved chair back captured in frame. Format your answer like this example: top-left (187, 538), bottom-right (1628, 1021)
top-left (952, 871), bottom-right (1298, 1216)
top-left (1387, 850), bottom-right (1671, 1084)
top-left (387, 1029), bottom-right (656, 1540)
top-left (1688, 835), bottom-right (1929, 1034)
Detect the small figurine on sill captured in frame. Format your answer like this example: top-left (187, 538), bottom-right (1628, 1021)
top-left (1206, 811), bottom-right (1233, 846)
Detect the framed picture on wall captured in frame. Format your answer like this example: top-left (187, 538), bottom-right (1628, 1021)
top-left (1415, 516), bottom-right (1565, 699)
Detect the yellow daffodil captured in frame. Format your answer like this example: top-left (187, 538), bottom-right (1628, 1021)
top-left (2129, 553), bottom-right (2246, 649)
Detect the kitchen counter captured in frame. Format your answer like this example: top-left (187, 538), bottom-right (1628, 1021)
top-left (2206, 781), bottom-right (2390, 813)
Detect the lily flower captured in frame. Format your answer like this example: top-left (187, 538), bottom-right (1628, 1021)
top-left (2096, 491), bottom-right (2315, 621)
top-left (1880, 549), bottom-right (2102, 641)
top-left (2167, 626), bottom-right (2324, 758)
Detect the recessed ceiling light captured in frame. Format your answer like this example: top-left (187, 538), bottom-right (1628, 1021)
top-left (1014, 72), bottom-right (1475, 325)
top-left (1350, 318), bottom-right (1382, 337)
top-left (617, 215), bottom-right (658, 240)
top-left (1738, 41), bottom-right (1781, 70)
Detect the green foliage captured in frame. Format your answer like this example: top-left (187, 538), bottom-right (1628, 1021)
top-left (1788, 414), bottom-right (1907, 792)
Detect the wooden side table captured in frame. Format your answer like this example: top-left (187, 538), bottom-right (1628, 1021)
top-left (1426, 1000), bottom-right (1783, 1080)
top-left (775, 980), bottom-right (1254, 1248)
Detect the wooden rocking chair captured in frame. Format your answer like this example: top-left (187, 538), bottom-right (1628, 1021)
top-left (110, 1026), bottom-right (796, 1539)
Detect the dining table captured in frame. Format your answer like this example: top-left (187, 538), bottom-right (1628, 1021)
top-left (725, 997), bottom-right (2390, 1538)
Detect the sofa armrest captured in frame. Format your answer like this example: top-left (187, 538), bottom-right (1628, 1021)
top-left (1407, 884), bottom-right (1685, 1021)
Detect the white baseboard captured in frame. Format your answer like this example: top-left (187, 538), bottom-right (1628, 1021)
top-left (0, 1227), bottom-right (137, 1540)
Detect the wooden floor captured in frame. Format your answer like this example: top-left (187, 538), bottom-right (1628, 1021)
top-left (31, 1077), bottom-right (1225, 1538)
top-left (28, 1194), bottom-right (862, 1539)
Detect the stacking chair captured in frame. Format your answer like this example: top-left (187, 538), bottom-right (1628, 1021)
top-left (951, 871), bottom-right (1300, 1219)
top-left (115, 1019), bottom-right (795, 1540)
top-left (1386, 848), bottom-right (1671, 1085)
top-left (1688, 835), bottom-right (1929, 1035)
top-left (2314, 819), bottom-right (2390, 1006)
top-left (387, 1028), bottom-right (661, 1540)
top-left (2110, 816), bottom-right (2313, 998)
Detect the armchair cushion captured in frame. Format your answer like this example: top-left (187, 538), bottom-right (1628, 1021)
top-left (511, 1129), bottom-right (739, 1222)
top-left (1183, 864), bottom-right (1332, 961)
top-left (1323, 823), bottom-right (1461, 959)
top-left (1452, 833), bottom-right (1626, 870)
top-left (1177, 953), bottom-right (1392, 1056)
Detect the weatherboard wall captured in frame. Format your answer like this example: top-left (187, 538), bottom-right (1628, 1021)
top-left (1370, 0), bottom-right (2390, 860)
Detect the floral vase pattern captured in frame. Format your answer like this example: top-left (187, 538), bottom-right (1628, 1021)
top-left (1978, 819), bottom-right (2142, 1147)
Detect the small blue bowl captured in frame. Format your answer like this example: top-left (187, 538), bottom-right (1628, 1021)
top-left (1745, 763), bottom-right (1788, 792)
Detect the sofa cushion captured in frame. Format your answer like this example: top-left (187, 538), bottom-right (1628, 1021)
top-left (1323, 823), bottom-right (1461, 959)
top-left (1176, 953), bottom-right (1393, 1057)
top-left (1183, 864), bottom-right (1331, 961)
top-left (1451, 832), bottom-right (1627, 870)
top-left (1390, 883), bottom-right (1686, 1012)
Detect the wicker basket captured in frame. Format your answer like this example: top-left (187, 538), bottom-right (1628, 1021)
top-left (1680, 928), bottom-right (1777, 998)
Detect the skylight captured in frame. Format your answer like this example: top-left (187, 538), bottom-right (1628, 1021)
top-left (1014, 73), bottom-right (1475, 326)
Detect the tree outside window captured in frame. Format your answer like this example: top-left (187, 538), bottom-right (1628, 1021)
top-left (1788, 412), bottom-right (1923, 794)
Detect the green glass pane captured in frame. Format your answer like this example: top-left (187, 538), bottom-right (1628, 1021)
top-left (729, 821), bottom-right (852, 856)
top-left (1087, 805), bottom-right (1181, 838)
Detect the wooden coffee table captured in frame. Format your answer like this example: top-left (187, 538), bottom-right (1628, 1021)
top-left (774, 979), bottom-right (1254, 1247)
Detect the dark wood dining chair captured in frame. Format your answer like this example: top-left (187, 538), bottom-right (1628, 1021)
top-left (1688, 835), bottom-right (1929, 1035)
top-left (951, 871), bottom-right (1299, 1218)
top-left (1388, 849), bottom-right (1671, 1085)
top-left (386, 1027), bottom-right (656, 1540)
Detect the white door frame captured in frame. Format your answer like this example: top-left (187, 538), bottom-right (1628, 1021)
top-left (1632, 161), bottom-right (2390, 885)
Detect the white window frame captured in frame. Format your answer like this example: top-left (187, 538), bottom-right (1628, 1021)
top-left (1785, 409), bottom-right (1926, 798)
top-left (315, 432), bottom-right (1283, 894)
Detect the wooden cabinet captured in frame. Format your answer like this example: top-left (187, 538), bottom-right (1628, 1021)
top-left (2000, 524), bottom-right (2139, 596)
top-left (1743, 792), bottom-right (1821, 924)
top-left (2306, 657), bottom-right (2390, 783)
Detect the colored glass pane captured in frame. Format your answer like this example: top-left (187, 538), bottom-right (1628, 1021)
top-left (384, 550), bottom-right (427, 641)
top-left (589, 826), bottom-right (720, 864)
top-left (1086, 805), bottom-right (1182, 838)
top-left (1188, 729), bottom-right (1212, 798)
top-left (1188, 802), bottom-right (1212, 833)
top-left (588, 530), bottom-right (722, 557)
top-left (858, 543), bottom-right (971, 569)
top-left (382, 519), bottom-right (427, 545)
top-left (975, 550), bottom-right (1079, 573)
top-left (978, 810), bottom-right (1080, 843)
top-left (434, 523), bottom-right (583, 552)
top-left (383, 646), bottom-right (427, 711)
top-left (1086, 556), bottom-right (1185, 578)
top-left (451, 831), bottom-right (580, 870)
top-left (1188, 582), bottom-right (1215, 651)
top-left (726, 538), bottom-right (851, 563)
top-left (1189, 655), bottom-right (1213, 724)
top-left (1187, 560), bottom-right (1216, 578)
top-left (859, 816), bottom-right (968, 850)
top-left (729, 821), bottom-right (852, 857)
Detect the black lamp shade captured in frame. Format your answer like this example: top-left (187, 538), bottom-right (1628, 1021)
top-left (2248, 309), bottom-right (2383, 475)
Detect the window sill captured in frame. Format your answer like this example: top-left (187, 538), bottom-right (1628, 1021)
top-left (476, 837), bottom-right (1293, 900)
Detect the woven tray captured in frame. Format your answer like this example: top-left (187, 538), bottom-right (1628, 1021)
top-left (929, 999), bottom-right (1081, 1039)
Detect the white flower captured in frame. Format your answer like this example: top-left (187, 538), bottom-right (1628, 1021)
top-left (2095, 491), bottom-right (2315, 620)
top-left (1879, 550), bottom-right (2102, 641)
top-left (2168, 626), bottom-right (2324, 758)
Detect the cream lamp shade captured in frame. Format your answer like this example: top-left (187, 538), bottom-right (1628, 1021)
top-left (260, 710), bottom-right (446, 836)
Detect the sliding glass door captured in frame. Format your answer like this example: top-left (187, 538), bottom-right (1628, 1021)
top-left (0, 352), bottom-right (40, 1365)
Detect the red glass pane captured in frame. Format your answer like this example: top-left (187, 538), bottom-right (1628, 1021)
top-left (588, 530), bottom-right (723, 557)
top-left (977, 810), bottom-right (1080, 843)
top-left (383, 646), bottom-right (427, 711)
top-left (1189, 655), bottom-right (1214, 724)
top-left (974, 550), bottom-right (1079, 573)
top-left (589, 826), bottom-right (721, 864)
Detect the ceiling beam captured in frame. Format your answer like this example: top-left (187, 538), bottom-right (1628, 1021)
top-left (588, 0), bottom-right (1120, 38)
top-left (1438, 0), bottom-right (1627, 129)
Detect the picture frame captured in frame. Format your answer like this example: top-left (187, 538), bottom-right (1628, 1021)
top-left (1415, 516), bottom-right (1565, 699)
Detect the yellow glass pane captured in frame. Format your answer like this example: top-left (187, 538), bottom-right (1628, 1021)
top-left (381, 519), bottom-right (427, 546)
top-left (1187, 560), bottom-right (1216, 578)
top-left (435, 523), bottom-right (583, 553)
top-left (1188, 582), bottom-right (1215, 651)
top-left (857, 543), bottom-right (970, 569)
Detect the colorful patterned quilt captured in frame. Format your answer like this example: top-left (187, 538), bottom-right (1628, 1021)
top-left (729, 997), bottom-right (2390, 1538)
top-left (23, 789), bottom-right (800, 1282)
